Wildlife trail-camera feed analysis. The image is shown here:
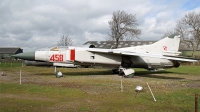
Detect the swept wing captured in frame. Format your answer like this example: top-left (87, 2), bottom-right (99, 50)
top-left (87, 48), bottom-right (198, 62)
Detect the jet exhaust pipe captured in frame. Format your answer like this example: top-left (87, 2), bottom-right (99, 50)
top-left (172, 61), bottom-right (180, 68)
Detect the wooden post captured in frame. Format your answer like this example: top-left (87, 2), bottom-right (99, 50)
top-left (121, 76), bottom-right (123, 92)
top-left (20, 69), bottom-right (22, 85)
top-left (195, 94), bottom-right (198, 112)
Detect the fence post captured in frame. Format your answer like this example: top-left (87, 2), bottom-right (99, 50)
top-left (195, 94), bottom-right (198, 112)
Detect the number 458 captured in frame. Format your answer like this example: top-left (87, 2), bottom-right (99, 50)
top-left (50, 54), bottom-right (63, 61)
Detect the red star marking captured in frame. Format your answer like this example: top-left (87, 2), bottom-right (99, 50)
top-left (163, 46), bottom-right (167, 51)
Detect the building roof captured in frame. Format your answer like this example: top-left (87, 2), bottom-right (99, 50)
top-left (84, 41), bottom-right (200, 51)
top-left (84, 41), bottom-right (156, 49)
top-left (0, 47), bottom-right (22, 54)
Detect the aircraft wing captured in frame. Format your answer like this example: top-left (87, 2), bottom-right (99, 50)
top-left (87, 48), bottom-right (122, 54)
top-left (87, 49), bottom-right (198, 62)
top-left (122, 52), bottom-right (198, 62)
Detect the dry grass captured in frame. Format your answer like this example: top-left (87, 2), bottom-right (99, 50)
top-left (0, 65), bottom-right (200, 112)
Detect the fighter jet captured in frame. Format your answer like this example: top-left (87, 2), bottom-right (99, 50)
top-left (13, 34), bottom-right (198, 76)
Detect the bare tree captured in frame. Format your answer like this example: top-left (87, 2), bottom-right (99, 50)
top-left (57, 35), bottom-right (73, 46)
top-left (108, 10), bottom-right (141, 48)
top-left (161, 30), bottom-right (178, 39)
top-left (175, 11), bottom-right (200, 57)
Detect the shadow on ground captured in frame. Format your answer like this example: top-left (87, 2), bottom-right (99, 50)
top-left (34, 69), bottom-right (112, 76)
top-left (33, 69), bottom-right (185, 80)
top-left (134, 70), bottom-right (185, 79)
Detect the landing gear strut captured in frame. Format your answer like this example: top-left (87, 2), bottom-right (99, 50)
top-left (54, 66), bottom-right (57, 74)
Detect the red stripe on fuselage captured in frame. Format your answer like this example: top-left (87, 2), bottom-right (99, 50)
top-left (70, 49), bottom-right (75, 61)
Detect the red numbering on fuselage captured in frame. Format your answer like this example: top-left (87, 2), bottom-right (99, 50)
top-left (50, 54), bottom-right (63, 62)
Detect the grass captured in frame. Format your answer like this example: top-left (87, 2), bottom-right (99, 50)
top-left (0, 63), bottom-right (200, 111)
top-left (0, 62), bottom-right (23, 68)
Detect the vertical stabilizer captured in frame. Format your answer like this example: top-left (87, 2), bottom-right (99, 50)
top-left (150, 34), bottom-right (181, 56)
top-left (118, 34), bottom-right (181, 56)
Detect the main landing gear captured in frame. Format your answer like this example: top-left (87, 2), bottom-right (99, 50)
top-left (112, 66), bottom-right (135, 78)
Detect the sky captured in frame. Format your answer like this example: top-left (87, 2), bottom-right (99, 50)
top-left (0, 0), bottom-right (200, 52)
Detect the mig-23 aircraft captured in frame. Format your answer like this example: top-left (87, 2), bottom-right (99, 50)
top-left (13, 34), bottom-right (198, 76)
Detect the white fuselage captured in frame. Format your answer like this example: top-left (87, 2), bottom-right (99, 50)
top-left (33, 35), bottom-right (186, 69)
top-left (35, 46), bottom-right (175, 69)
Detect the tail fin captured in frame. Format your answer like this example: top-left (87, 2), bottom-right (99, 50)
top-left (123, 34), bottom-right (181, 56)
top-left (149, 34), bottom-right (181, 56)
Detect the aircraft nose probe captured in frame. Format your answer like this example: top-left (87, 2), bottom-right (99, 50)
top-left (12, 52), bottom-right (35, 61)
